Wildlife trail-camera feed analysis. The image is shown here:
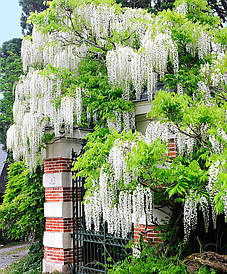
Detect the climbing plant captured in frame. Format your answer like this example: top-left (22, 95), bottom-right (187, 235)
top-left (6, 0), bottom-right (227, 245)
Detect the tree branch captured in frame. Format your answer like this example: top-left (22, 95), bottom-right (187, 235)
top-left (68, 12), bottom-right (108, 52)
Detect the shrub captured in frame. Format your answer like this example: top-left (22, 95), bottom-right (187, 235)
top-left (109, 244), bottom-right (216, 274)
top-left (0, 162), bottom-right (44, 240)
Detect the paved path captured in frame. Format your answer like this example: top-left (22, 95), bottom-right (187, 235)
top-left (0, 243), bottom-right (30, 270)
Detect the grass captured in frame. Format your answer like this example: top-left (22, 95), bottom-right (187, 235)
top-left (0, 259), bottom-right (24, 274)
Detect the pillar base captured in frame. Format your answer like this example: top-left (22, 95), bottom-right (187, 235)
top-left (43, 259), bottom-right (71, 274)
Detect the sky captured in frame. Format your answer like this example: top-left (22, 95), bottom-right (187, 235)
top-left (0, 1), bottom-right (22, 47)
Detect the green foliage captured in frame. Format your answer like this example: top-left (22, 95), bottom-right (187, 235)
top-left (166, 159), bottom-right (208, 198)
top-left (109, 244), bottom-right (184, 273)
top-left (0, 39), bottom-right (23, 149)
top-left (0, 162), bottom-right (44, 240)
top-left (42, 58), bottom-right (134, 127)
top-left (108, 243), bottom-right (217, 273)
top-left (216, 27), bottom-right (227, 46)
top-left (74, 127), bottom-right (114, 184)
top-left (77, 59), bottom-right (134, 125)
top-left (150, 90), bottom-right (225, 136)
top-left (0, 38), bottom-right (22, 58)
top-left (116, 0), bottom-right (152, 8)
top-left (149, 89), bottom-right (227, 213)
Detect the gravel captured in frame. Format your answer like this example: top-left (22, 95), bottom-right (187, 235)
top-left (0, 243), bottom-right (30, 270)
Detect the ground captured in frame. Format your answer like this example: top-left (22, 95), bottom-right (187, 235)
top-left (0, 242), bottom-right (29, 271)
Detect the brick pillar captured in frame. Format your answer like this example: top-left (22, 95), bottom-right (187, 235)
top-left (42, 132), bottom-right (87, 273)
top-left (134, 224), bottom-right (162, 244)
top-left (168, 138), bottom-right (176, 159)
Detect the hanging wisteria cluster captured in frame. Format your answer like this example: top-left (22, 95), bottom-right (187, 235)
top-left (206, 160), bottom-right (224, 228)
top-left (183, 193), bottom-right (210, 242)
top-left (107, 110), bottom-right (136, 132)
top-left (7, 68), bottom-right (83, 170)
top-left (70, 3), bottom-right (152, 47)
top-left (106, 32), bottom-right (179, 101)
top-left (175, 129), bottom-right (195, 156)
top-left (175, 1), bottom-right (188, 15)
top-left (85, 180), bottom-right (153, 237)
top-left (84, 136), bottom-right (153, 237)
top-left (197, 81), bottom-right (211, 102)
top-left (209, 129), bottom-right (227, 155)
top-left (145, 121), bottom-right (169, 144)
top-left (21, 26), bottom-right (87, 73)
top-left (201, 53), bottom-right (226, 87)
top-left (185, 29), bottom-right (213, 60)
top-left (9, 21), bottom-right (90, 170)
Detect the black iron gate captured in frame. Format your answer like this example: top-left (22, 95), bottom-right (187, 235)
top-left (71, 149), bottom-right (133, 273)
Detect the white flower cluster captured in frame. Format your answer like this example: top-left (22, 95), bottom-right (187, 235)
top-left (142, 32), bottom-right (179, 77)
top-left (84, 169), bottom-right (153, 237)
top-left (60, 95), bottom-right (82, 135)
top-left (145, 121), bottom-right (169, 144)
top-left (184, 193), bottom-right (210, 242)
top-left (21, 26), bottom-right (46, 71)
top-left (108, 138), bottom-right (138, 185)
top-left (84, 135), bottom-right (153, 237)
top-left (207, 160), bottom-right (221, 229)
top-left (223, 190), bottom-right (227, 223)
top-left (197, 81), bottom-right (211, 101)
top-left (107, 110), bottom-right (136, 132)
top-left (21, 26), bottom-right (87, 73)
top-left (73, 3), bottom-right (152, 47)
top-left (177, 83), bottom-right (184, 94)
top-left (106, 47), bottom-right (144, 100)
top-left (209, 128), bottom-right (227, 155)
top-left (183, 193), bottom-right (197, 242)
top-left (7, 69), bottom-right (83, 170)
top-left (175, 1), bottom-right (188, 15)
top-left (176, 129), bottom-right (195, 155)
top-left (197, 31), bottom-right (211, 59)
top-left (199, 196), bottom-right (210, 233)
top-left (201, 53), bottom-right (226, 87)
top-left (186, 30), bottom-right (212, 59)
top-left (106, 32), bottom-right (179, 101)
